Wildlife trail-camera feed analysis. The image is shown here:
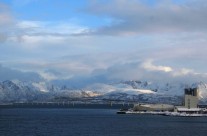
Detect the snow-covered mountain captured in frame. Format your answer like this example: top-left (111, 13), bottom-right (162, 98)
top-left (83, 81), bottom-right (185, 104)
top-left (0, 80), bottom-right (207, 104)
top-left (0, 80), bottom-right (101, 103)
top-left (0, 80), bottom-right (45, 102)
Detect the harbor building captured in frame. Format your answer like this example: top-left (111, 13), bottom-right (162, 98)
top-left (166, 87), bottom-right (207, 116)
top-left (133, 103), bottom-right (174, 112)
top-left (120, 87), bottom-right (207, 116)
top-left (174, 88), bottom-right (203, 114)
top-left (184, 88), bottom-right (198, 109)
top-left (132, 88), bottom-right (200, 113)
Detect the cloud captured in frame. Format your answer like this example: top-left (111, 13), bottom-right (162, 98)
top-left (0, 3), bottom-right (14, 42)
top-left (0, 64), bottom-right (42, 82)
top-left (38, 71), bottom-right (60, 81)
top-left (172, 68), bottom-right (194, 77)
top-left (4, 20), bottom-right (90, 48)
top-left (1, 0), bottom-right (207, 87)
top-left (0, 3), bottom-right (13, 26)
top-left (83, 0), bottom-right (207, 35)
top-left (0, 4), bottom-right (89, 45)
top-left (17, 21), bottom-right (89, 36)
top-left (141, 60), bottom-right (173, 72)
top-left (2, 52), bottom-right (207, 87)
top-left (33, 56), bottom-right (207, 87)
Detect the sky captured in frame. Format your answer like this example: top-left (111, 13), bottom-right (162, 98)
top-left (1, 0), bottom-right (207, 86)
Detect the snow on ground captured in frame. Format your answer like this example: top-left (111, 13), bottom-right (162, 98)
top-left (32, 82), bottom-right (49, 92)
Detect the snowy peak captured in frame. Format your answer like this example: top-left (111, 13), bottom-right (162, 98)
top-left (0, 80), bottom-right (51, 103)
top-left (119, 80), bottom-right (150, 89)
top-left (111, 80), bottom-right (184, 95)
top-left (1, 80), bottom-right (207, 104)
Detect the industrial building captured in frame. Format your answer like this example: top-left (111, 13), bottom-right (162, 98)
top-left (174, 88), bottom-right (201, 114)
top-left (124, 87), bottom-right (207, 116)
top-left (133, 103), bottom-right (174, 112)
top-left (133, 88), bottom-right (202, 113)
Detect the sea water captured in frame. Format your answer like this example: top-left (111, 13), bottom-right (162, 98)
top-left (0, 107), bottom-right (207, 136)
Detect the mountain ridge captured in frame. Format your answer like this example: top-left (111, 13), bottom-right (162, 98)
top-left (0, 80), bottom-right (207, 104)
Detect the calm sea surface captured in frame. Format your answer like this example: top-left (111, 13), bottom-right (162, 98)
top-left (0, 106), bottom-right (207, 136)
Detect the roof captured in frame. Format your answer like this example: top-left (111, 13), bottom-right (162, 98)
top-left (176, 107), bottom-right (201, 112)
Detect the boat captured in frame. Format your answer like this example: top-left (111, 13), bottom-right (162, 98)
top-left (116, 111), bottom-right (127, 114)
top-left (116, 108), bottom-right (131, 114)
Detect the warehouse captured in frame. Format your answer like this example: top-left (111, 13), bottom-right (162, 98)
top-left (133, 103), bottom-right (174, 112)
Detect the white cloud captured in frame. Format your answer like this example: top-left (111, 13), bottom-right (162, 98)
top-left (3, 20), bottom-right (89, 48)
top-left (20, 35), bottom-right (66, 48)
top-left (141, 60), bottom-right (173, 72)
top-left (37, 71), bottom-right (59, 81)
top-left (17, 20), bottom-right (89, 36)
top-left (1, 0), bottom-right (207, 86)
top-left (2, 52), bottom-right (207, 85)
top-left (172, 68), bottom-right (194, 77)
